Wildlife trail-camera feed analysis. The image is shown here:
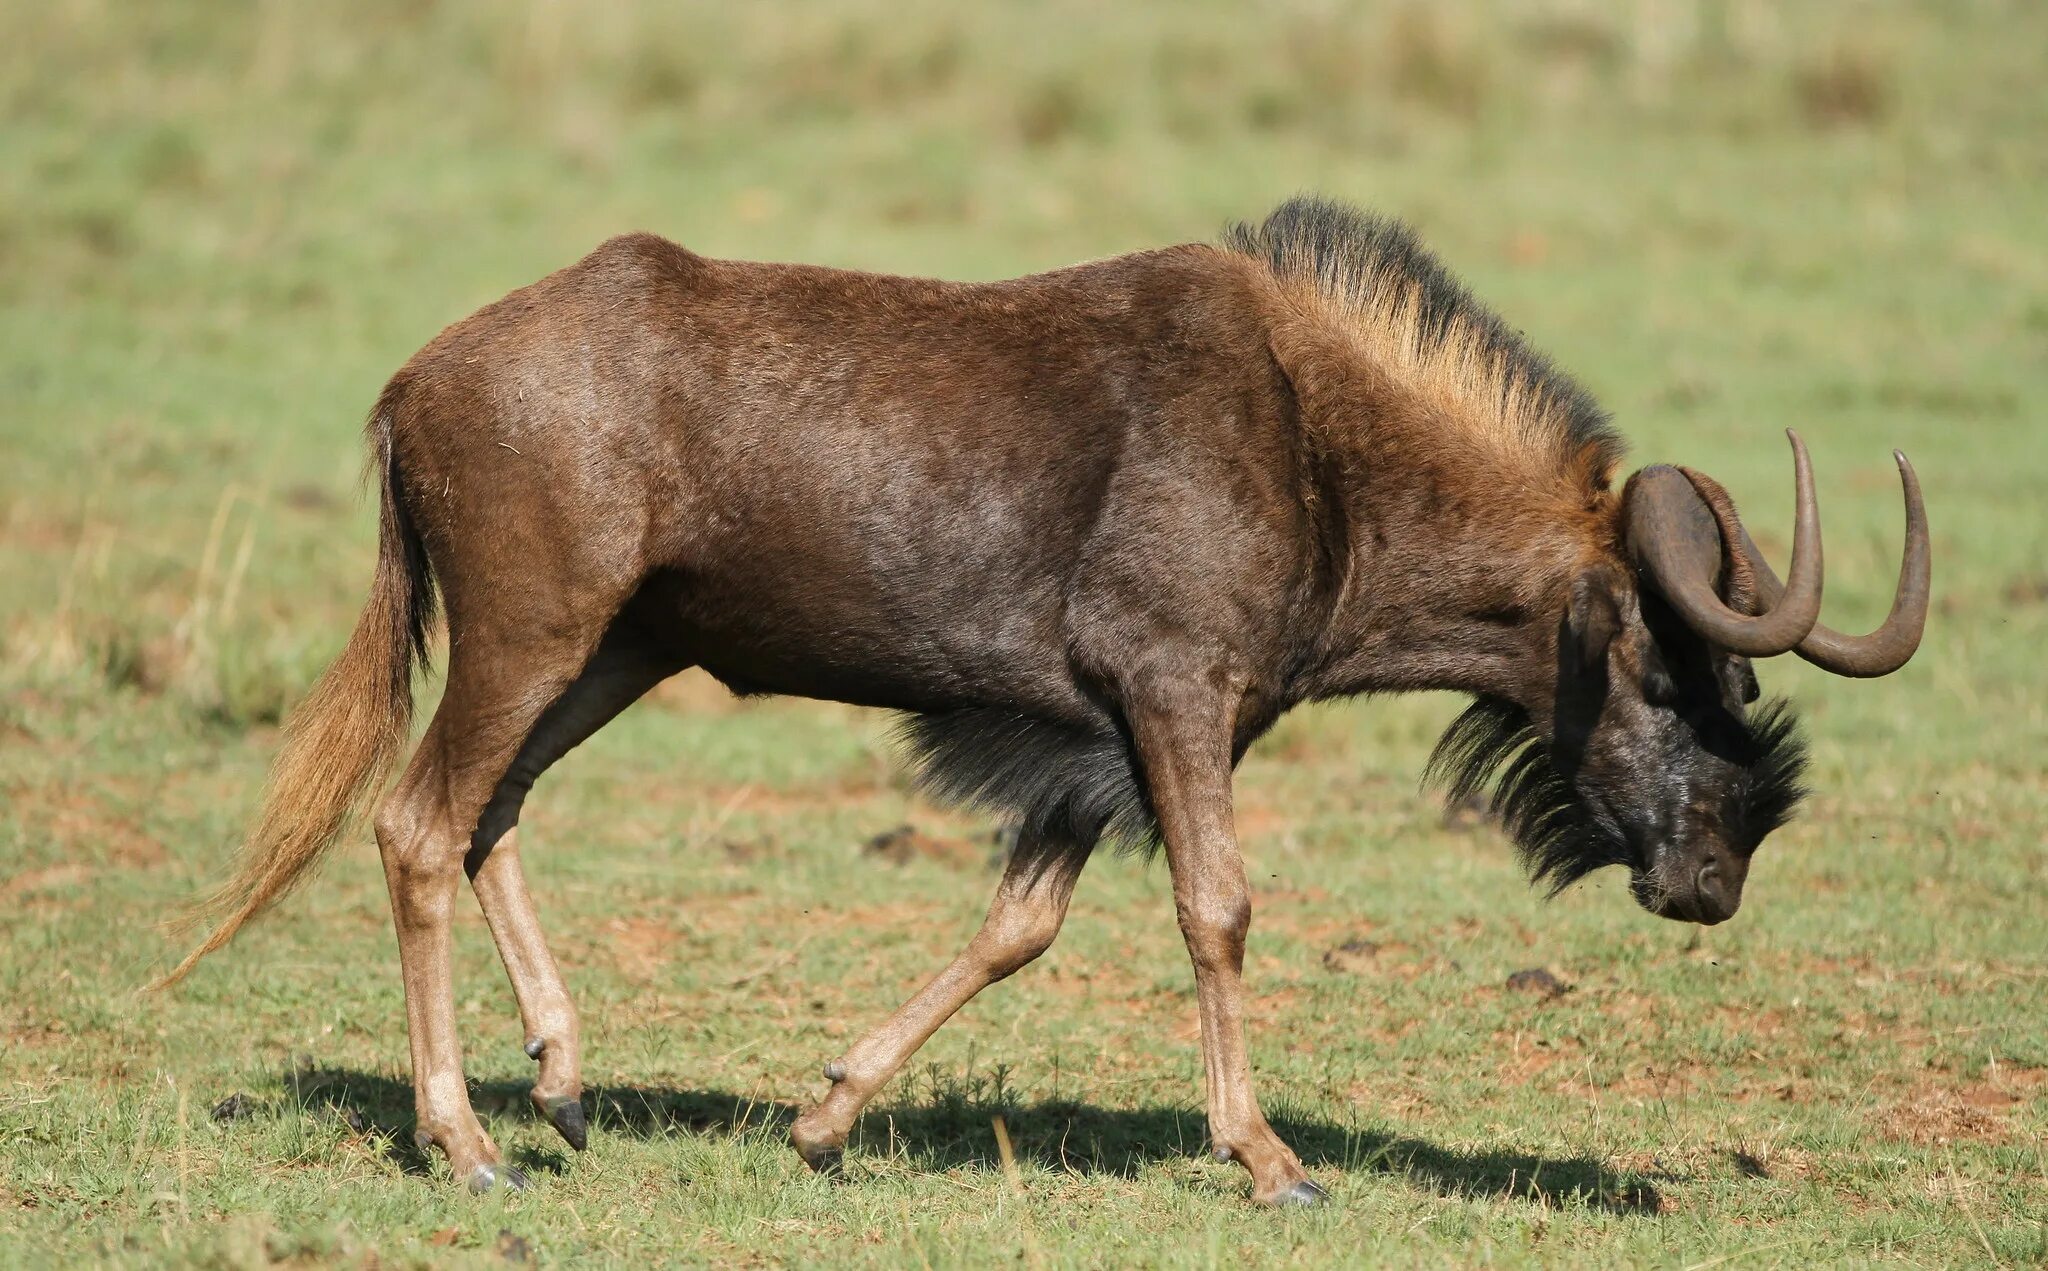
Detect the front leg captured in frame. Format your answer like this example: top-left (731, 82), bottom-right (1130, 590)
top-left (1125, 681), bottom-right (1326, 1207)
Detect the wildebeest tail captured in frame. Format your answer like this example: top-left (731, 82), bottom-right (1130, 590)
top-left (152, 386), bottom-right (435, 988)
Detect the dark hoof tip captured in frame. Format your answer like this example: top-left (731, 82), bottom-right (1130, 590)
top-left (467, 1164), bottom-right (529, 1194)
top-left (822, 1061), bottom-right (847, 1083)
top-left (543, 1097), bottom-right (589, 1152)
top-left (1264, 1179), bottom-right (1330, 1208)
top-left (524, 1037), bottom-right (545, 1060)
top-left (795, 1140), bottom-right (844, 1175)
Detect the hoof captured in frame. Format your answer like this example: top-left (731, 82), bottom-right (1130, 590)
top-left (822, 1061), bottom-right (847, 1083)
top-left (792, 1130), bottom-right (844, 1175)
top-left (1261, 1178), bottom-right (1330, 1208)
top-left (524, 1038), bottom-right (545, 1060)
top-left (539, 1095), bottom-right (588, 1152)
top-left (466, 1163), bottom-right (530, 1195)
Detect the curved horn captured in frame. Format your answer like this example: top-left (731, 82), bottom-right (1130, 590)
top-left (1626, 430), bottom-right (1824, 657)
top-left (1730, 449), bottom-right (1929, 677)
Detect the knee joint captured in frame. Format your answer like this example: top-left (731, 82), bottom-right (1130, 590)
top-left (375, 797), bottom-right (463, 888)
top-left (1178, 890), bottom-right (1251, 966)
top-left (372, 798), bottom-right (419, 856)
top-left (1181, 890), bottom-right (1250, 939)
top-left (979, 907), bottom-right (1065, 981)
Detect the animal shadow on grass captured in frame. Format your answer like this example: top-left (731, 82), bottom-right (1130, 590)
top-left (284, 1066), bottom-right (1666, 1214)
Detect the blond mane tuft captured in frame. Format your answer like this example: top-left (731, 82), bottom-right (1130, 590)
top-left (1224, 197), bottom-right (1623, 494)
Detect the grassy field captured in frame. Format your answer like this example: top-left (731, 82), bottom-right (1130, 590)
top-left (4, 1), bottom-right (2046, 1265)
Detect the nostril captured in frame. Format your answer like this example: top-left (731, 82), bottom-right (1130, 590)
top-left (1694, 861), bottom-right (1734, 922)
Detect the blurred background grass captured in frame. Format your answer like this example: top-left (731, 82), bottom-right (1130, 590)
top-left (2, 2), bottom-right (2045, 1265)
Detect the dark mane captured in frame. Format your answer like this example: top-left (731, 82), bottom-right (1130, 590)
top-left (894, 708), bottom-right (1158, 875)
top-left (1223, 195), bottom-right (1623, 480)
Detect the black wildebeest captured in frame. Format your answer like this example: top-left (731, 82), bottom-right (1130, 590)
top-left (159, 197), bottom-right (1928, 1204)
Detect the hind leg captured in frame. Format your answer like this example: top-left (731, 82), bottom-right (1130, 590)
top-left (465, 637), bottom-right (683, 1151)
top-left (790, 842), bottom-right (1089, 1172)
top-left (374, 630), bottom-right (613, 1191)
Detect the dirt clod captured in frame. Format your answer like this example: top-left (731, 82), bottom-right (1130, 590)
top-left (210, 1092), bottom-right (255, 1123)
top-left (1322, 939), bottom-right (1382, 974)
top-left (860, 824), bottom-right (987, 870)
top-left (1506, 967), bottom-right (1568, 999)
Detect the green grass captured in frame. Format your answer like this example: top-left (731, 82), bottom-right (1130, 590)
top-left (3, 2), bottom-right (2046, 1266)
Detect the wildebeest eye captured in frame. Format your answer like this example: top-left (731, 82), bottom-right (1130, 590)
top-left (1642, 663), bottom-right (1680, 705)
top-left (1726, 657), bottom-right (1761, 705)
top-left (1638, 641), bottom-right (1682, 705)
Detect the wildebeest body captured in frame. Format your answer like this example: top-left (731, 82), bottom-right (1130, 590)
top-left (160, 198), bottom-right (1926, 1204)
top-left (392, 235), bottom-right (1327, 811)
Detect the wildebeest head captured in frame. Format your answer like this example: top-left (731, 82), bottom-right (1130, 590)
top-left (1430, 432), bottom-right (1930, 924)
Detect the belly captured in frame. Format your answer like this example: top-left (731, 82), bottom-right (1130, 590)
top-left (630, 501), bottom-right (1103, 725)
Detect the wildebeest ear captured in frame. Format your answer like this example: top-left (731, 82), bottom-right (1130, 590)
top-left (1563, 570), bottom-right (1623, 671)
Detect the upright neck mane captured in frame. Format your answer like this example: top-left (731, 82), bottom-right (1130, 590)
top-left (1224, 196), bottom-right (1623, 500)
top-left (1223, 198), bottom-right (1629, 704)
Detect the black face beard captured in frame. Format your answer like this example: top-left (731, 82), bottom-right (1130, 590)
top-left (1718, 698), bottom-right (1810, 850)
top-left (1425, 697), bottom-right (1630, 894)
top-left (1423, 696), bottom-right (1810, 896)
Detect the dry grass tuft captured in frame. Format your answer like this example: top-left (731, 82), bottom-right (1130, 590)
top-left (1793, 37), bottom-right (1894, 127)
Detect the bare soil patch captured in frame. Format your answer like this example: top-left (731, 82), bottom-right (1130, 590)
top-left (1875, 1064), bottom-right (2047, 1146)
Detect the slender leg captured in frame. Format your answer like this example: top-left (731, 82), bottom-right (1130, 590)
top-left (790, 843), bottom-right (1090, 1172)
top-left (1125, 685), bottom-right (1322, 1206)
top-left (465, 828), bottom-right (585, 1148)
top-left (373, 638), bottom-right (600, 1192)
top-left (464, 642), bottom-right (680, 1151)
